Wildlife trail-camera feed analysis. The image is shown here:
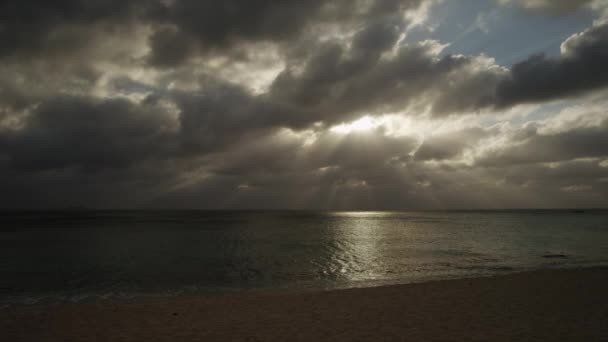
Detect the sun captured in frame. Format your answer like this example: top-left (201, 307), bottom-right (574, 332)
top-left (330, 116), bottom-right (377, 134)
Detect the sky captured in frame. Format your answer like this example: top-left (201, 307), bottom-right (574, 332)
top-left (0, 0), bottom-right (608, 210)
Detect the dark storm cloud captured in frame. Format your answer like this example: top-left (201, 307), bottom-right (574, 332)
top-left (0, 0), bottom-right (151, 59)
top-left (146, 0), bottom-right (424, 67)
top-left (148, 29), bottom-right (504, 138)
top-left (0, 76), bottom-right (300, 174)
top-left (477, 120), bottom-right (608, 166)
top-left (0, 157), bottom-right (207, 208)
top-left (0, 96), bottom-right (177, 171)
top-left (270, 39), bottom-right (503, 123)
top-left (170, 81), bottom-right (283, 151)
top-left (146, 27), bottom-right (198, 67)
top-left (0, 58), bottom-right (102, 113)
top-left (149, 0), bottom-right (324, 47)
top-left (494, 23), bottom-right (608, 107)
top-left (0, 81), bottom-right (288, 173)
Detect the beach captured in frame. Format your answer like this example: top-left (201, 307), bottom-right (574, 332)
top-left (2, 267), bottom-right (607, 341)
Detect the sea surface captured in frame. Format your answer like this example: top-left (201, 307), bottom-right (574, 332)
top-left (1, 210), bottom-right (607, 306)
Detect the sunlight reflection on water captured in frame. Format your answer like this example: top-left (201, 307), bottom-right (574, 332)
top-left (1, 210), bottom-right (607, 304)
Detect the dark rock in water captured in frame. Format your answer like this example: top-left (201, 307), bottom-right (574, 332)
top-left (542, 254), bottom-right (568, 259)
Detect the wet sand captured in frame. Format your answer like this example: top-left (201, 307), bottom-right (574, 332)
top-left (2, 268), bottom-right (607, 341)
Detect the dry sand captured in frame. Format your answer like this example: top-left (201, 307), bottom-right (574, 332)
top-left (2, 268), bottom-right (608, 341)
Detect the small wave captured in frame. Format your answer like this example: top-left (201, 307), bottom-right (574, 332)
top-left (453, 264), bottom-right (518, 272)
top-left (542, 254), bottom-right (569, 259)
top-left (0, 287), bottom-right (206, 308)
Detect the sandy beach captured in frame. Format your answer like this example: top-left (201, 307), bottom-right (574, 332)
top-left (2, 267), bottom-right (607, 341)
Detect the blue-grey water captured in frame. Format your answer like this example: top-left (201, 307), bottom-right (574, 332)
top-left (1, 210), bottom-right (607, 306)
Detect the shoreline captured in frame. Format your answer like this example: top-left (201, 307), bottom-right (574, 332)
top-left (2, 267), bottom-right (607, 341)
top-left (3, 263), bottom-right (606, 308)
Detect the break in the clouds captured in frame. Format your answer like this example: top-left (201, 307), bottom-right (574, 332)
top-left (499, 0), bottom-right (595, 13)
top-left (0, 0), bottom-right (607, 209)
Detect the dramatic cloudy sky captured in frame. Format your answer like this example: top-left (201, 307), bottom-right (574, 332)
top-left (1, 0), bottom-right (608, 209)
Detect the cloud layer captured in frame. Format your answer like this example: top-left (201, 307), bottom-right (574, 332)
top-left (0, 0), bottom-right (607, 209)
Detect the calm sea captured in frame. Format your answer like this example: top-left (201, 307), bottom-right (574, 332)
top-left (1, 210), bottom-right (607, 305)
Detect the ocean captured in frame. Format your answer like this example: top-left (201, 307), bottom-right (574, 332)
top-left (1, 210), bottom-right (607, 306)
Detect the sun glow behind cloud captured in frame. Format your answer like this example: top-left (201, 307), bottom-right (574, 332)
top-left (328, 113), bottom-right (436, 139)
top-left (330, 116), bottom-right (379, 134)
